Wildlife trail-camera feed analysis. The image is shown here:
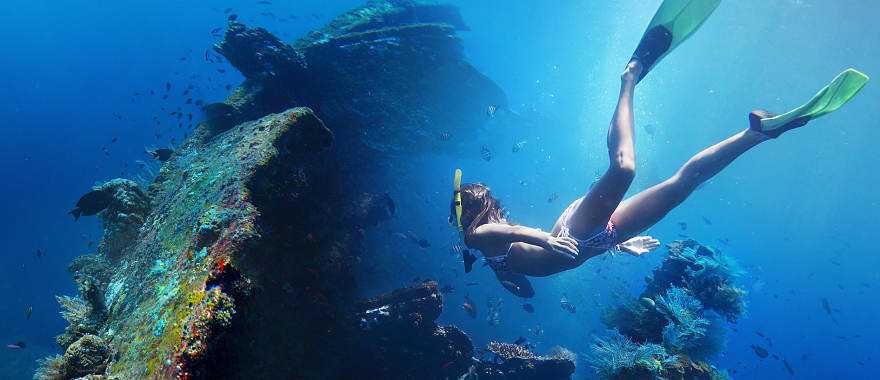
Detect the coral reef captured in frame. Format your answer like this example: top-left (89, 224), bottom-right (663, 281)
top-left (34, 335), bottom-right (111, 380)
top-left (467, 341), bottom-right (576, 380)
top-left (41, 2), bottom-right (546, 379)
top-left (591, 239), bottom-right (743, 379)
top-left (62, 335), bottom-right (111, 378)
top-left (55, 296), bottom-right (98, 350)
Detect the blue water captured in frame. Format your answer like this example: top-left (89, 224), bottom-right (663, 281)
top-left (1, 1), bottom-right (877, 379)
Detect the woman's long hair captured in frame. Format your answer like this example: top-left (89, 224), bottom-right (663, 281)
top-left (450, 183), bottom-right (507, 238)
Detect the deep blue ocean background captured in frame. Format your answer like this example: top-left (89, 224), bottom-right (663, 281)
top-left (2, 1), bottom-right (877, 378)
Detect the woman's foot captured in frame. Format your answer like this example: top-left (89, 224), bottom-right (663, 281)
top-left (622, 60), bottom-right (644, 86)
top-left (749, 109), bottom-right (810, 139)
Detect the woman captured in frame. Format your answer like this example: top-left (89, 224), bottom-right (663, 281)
top-left (452, 56), bottom-right (867, 297)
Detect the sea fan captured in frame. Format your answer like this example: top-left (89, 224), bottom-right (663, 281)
top-left (656, 287), bottom-right (723, 359)
top-left (590, 330), bottom-right (674, 379)
top-left (57, 295), bottom-right (92, 325)
top-left (33, 354), bottom-right (65, 380)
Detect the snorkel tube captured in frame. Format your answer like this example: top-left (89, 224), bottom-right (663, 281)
top-left (453, 168), bottom-right (477, 273)
top-left (454, 168), bottom-right (464, 232)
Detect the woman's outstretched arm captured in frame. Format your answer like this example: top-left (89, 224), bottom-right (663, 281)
top-left (467, 224), bottom-right (579, 258)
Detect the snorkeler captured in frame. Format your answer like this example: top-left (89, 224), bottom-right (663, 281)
top-left (451, 0), bottom-right (869, 297)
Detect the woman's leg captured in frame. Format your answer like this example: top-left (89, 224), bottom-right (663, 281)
top-left (611, 128), bottom-right (770, 239)
top-left (564, 61), bottom-right (642, 238)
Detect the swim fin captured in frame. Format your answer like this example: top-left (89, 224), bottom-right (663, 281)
top-left (751, 68), bottom-right (870, 138)
top-left (630, 0), bottom-right (721, 83)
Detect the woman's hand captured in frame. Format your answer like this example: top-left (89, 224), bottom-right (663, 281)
top-left (547, 236), bottom-right (579, 259)
top-left (616, 236), bottom-right (660, 256)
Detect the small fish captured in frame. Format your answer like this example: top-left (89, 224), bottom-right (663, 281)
top-left (224, 7), bottom-right (233, 14)
top-left (511, 140), bottom-right (527, 153)
top-left (486, 104), bottom-right (497, 118)
top-left (228, 14), bottom-right (239, 21)
top-left (547, 193), bottom-right (559, 203)
top-left (751, 345), bottom-right (769, 359)
top-left (210, 28), bottom-right (222, 35)
top-left (701, 216), bottom-right (712, 225)
top-left (821, 298), bottom-right (839, 325)
top-left (33, 249), bottom-right (44, 261)
top-left (500, 281), bottom-right (520, 293)
top-left (480, 146), bottom-right (492, 162)
top-left (783, 359), bottom-right (795, 375)
top-left (642, 124), bottom-right (656, 137)
top-left (560, 296), bottom-right (576, 314)
top-left (519, 179), bottom-right (527, 186)
top-left (165, 82), bottom-right (171, 92)
top-left (25, 306), bottom-right (33, 320)
top-left (678, 222), bottom-right (687, 231)
top-left (6, 341), bottom-right (25, 350)
top-left (438, 131), bottom-right (451, 141)
top-left (462, 296), bottom-right (477, 318)
top-left (465, 282), bottom-right (479, 286)
top-left (521, 303), bottom-right (534, 313)
top-left (145, 148), bottom-right (174, 162)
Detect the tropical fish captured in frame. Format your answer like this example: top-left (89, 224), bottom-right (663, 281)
top-left (511, 140), bottom-right (527, 153)
top-left (560, 296), bottom-right (576, 314)
top-left (547, 193), bottom-right (559, 203)
top-left (480, 146), bottom-right (492, 162)
top-left (751, 344), bottom-right (769, 359)
top-left (25, 306), bottom-right (32, 320)
top-left (6, 341), bottom-right (26, 350)
top-left (69, 188), bottom-right (113, 221)
top-left (145, 148), bottom-right (174, 162)
top-left (462, 296), bottom-right (477, 318)
top-left (486, 105), bottom-right (497, 118)
top-left (678, 222), bottom-right (687, 230)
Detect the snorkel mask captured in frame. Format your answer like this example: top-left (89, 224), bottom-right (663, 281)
top-left (453, 168), bottom-right (477, 273)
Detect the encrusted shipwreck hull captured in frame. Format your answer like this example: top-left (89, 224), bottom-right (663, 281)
top-left (105, 108), bottom-right (343, 378)
top-left (44, 1), bottom-right (574, 379)
top-left (214, 0), bottom-right (507, 156)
